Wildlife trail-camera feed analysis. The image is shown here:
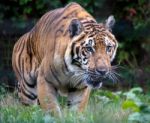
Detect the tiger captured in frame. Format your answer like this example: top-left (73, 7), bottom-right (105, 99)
top-left (12, 2), bottom-right (118, 116)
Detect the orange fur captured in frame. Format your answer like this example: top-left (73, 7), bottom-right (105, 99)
top-left (12, 2), bottom-right (118, 116)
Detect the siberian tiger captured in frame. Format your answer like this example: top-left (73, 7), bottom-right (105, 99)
top-left (12, 2), bottom-right (118, 116)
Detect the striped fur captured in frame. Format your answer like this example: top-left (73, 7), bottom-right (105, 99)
top-left (12, 2), bottom-right (118, 115)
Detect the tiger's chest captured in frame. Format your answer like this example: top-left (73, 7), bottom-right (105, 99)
top-left (44, 53), bottom-right (87, 93)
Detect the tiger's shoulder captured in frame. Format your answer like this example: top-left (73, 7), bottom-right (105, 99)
top-left (35, 2), bottom-right (95, 29)
top-left (30, 2), bottom-right (95, 44)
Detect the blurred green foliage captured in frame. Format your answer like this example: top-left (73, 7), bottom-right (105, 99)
top-left (1, 86), bottom-right (150, 123)
top-left (122, 87), bottom-right (150, 123)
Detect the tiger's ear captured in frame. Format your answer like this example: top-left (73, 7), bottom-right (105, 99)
top-left (105, 15), bottom-right (115, 31)
top-left (69, 19), bottom-right (83, 38)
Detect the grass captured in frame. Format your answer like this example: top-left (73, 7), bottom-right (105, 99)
top-left (0, 88), bottom-right (132, 123)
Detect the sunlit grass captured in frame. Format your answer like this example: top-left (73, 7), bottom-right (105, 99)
top-left (0, 88), bottom-right (131, 123)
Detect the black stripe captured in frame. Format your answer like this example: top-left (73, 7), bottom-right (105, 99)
top-left (71, 43), bottom-right (75, 59)
top-left (16, 37), bottom-right (24, 52)
top-left (24, 77), bottom-right (36, 88)
top-left (23, 84), bottom-right (37, 99)
top-left (81, 41), bottom-right (85, 46)
top-left (75, 80), bottom-right (83, 88)
top-left (22, 60), bottom-right (36, 88)
top-left (61, 62), bottom-right (69, 76)
top-left (50, 9), bottom-right (68, 29)
top-left (76, 46), bottom-right (79, 56)
top-left (44, 76), bottom-right (58, 93)
top-left (50, 65), bottom-right (61, 85)
top-left (88, 33), bottom-right (96, 37)
top-left (83, 57), bottom-right (86, 61)
top-left (82, 20), bottom-right (95, 24)
top-left (82, 50), bottom-right (86, 56)
top-left (29, 73), bottom-right (37, 87)
top-left (68, 88), bottom-right (77, 92)
top-left (63, 58), bottom-right (69, 73)
top-left (44, 76), bottom-right (54, 85)
top-left (83, 25), bottom-right (92, 28)
top-left (22, 82), bottom-right (37, 100)
top-left (13, 60), bottom-right (22, 81)
top-left (27, 37), bottom-right (33, 70)
top-left (18, 39), bottom-right (25, 73)
top-left (22, 87), bottom-right (37, 100)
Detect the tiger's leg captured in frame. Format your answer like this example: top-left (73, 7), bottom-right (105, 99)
top-left (18, 79), bottom-right (38, 105)
top-left (13, 54), bottom-right (38, 105)
top-left (37, 76), bottom-right (61, 116)
top-left (67, 87), bottom-right (91, 112)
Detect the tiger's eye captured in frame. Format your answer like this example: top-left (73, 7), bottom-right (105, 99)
top-left (86, 47), bottom-right (93, 52)
top-left (106, 46), bottom-right (112, 52)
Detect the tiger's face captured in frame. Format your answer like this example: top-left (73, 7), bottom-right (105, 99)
top-left (65, 16), bottom-right (118, 88)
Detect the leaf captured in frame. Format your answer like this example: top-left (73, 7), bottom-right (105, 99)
top-left (128, 112), bottom-right (150, 123)
top-left (97, 96), bottom-right (111, 104)
top-left (123, 90), bottom-right (142, 105)
top-left (123, 91), bottom-right (136, 100)
top-left (142, 114), bottom-right (150, 122)
top-left (128, 112), bottom-right (143, 122)
top-left (130, 87), bottom-right (143, 94)
top-left (140, 105), bottom-right (150, 113)
top-left (122, 100), bottom-right (140, 112)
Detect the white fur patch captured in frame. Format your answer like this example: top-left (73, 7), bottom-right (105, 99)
top-left (64, 42), bottom-right (80, 73)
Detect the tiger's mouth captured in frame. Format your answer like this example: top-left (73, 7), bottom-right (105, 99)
top-left (83, 68), bottom-right (118, 88)
top-left (86, 80), bottom-right (103, 89)
top-left (84, 74), bottom-right (107, 89)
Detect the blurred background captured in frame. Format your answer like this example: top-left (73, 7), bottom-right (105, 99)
top-left (0, 0), bottom-right (149, 92)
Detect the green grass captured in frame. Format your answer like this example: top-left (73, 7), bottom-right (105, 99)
top-left (0, 87), bottom-right (149, 123)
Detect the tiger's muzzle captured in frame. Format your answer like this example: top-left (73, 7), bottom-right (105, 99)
top-left (85, 68), bottom-right (109, 88)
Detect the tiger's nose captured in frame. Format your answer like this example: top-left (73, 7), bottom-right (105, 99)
top-left (96, 68), bottom-right (108, 76)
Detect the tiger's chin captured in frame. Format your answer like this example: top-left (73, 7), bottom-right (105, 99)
top-left (85, 80), bottom-right (103, 89)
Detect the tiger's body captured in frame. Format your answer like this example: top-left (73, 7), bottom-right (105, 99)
top-left (12, 2), bottom-right (118, 115)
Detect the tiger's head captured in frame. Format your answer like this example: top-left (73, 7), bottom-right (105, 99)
top-left (65, 16), bottom-right (118, 88)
